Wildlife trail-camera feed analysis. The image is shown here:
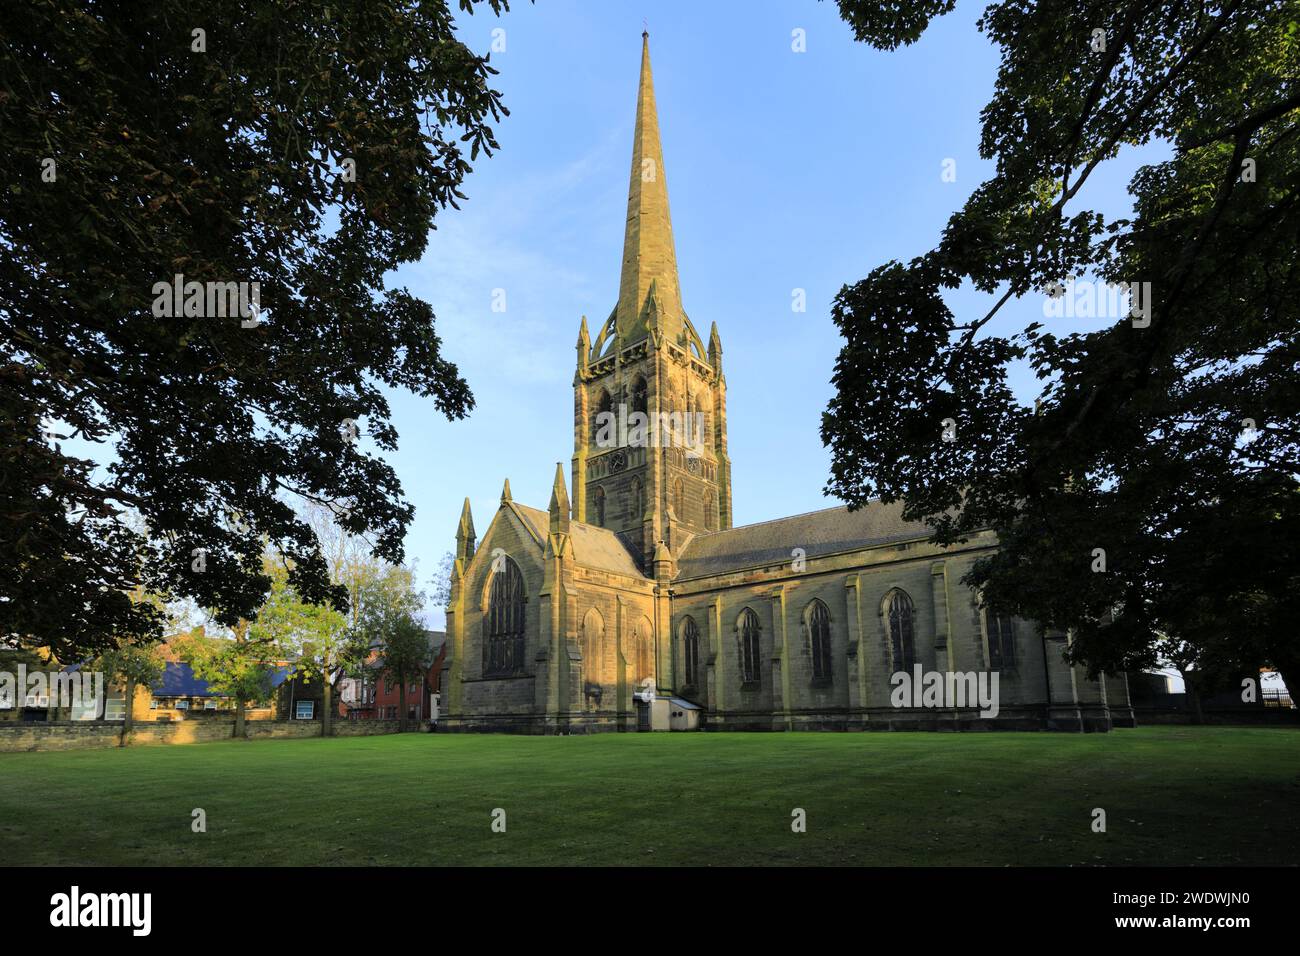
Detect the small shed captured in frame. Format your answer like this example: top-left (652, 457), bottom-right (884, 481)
top-left (662, 696), bottom-right (701, 731)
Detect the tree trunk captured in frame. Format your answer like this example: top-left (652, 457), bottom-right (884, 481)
top-left (234, 618), bottom-right (250, 739)
top-left (1183, 672), bottom-right (1205, 725)
top-left (398, 679), bottom-right (407, 733)
top-left (322, 673), bottom-right (332, 738)
top-left (120, 676), bottom-right (135, 748)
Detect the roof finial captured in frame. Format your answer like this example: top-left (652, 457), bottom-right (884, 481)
top-left (642, 18), bottom-right (648, 38)
top-left (548, 462), bottom-right (571, 535)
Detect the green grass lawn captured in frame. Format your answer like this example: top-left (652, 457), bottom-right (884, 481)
top-left (1, 726), bottom-right (1297, 866)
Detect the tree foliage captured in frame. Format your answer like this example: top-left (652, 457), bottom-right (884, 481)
top-left (1, 0), bottom-right (510, 660)
top-left (371, 610), bottom-right (431, 731)
top-left (429, 550), bottom-right (455, 610)
top-left (823, 1), bottom-right (1300, 684)
top-left (185, 621), bottom-right (278, 710)
top-left (248, 559), bottom-right (348, 676)
top-left (352, 563), bottom-right (427, 729)
top-left (95, 642), bottom-right (165, 694)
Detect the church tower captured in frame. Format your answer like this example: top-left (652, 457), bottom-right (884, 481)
top-left (572, 32), bottom-right (732, 569)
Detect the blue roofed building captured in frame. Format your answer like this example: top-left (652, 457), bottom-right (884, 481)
top-left (148, 661), bottom-right (283, 721)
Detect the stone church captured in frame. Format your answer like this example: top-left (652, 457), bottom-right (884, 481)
top-left (439, 35), bottom-right (1134, 734)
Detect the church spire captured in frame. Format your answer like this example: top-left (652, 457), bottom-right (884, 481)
top-left (616, 32), bottom-right (682, 347)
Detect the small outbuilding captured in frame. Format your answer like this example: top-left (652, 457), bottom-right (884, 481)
top-left (648, 696), bottom-right (701, 731)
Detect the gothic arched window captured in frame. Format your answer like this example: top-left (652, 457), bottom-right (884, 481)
top-left (806, 599), bottom-right (833, 683)
top-left (672, 478), bottom-right (684, 520)
top-left (631, 376), bottom-right (648, 416)
top-left (635, 617), bottom-right (654, 687)
top-left (483, 557), bottom-right (526, 677)
top-left (593, 389), bottom-right (613, 443)
top-left (680, 617), bottom-right (700, 689)
top-left (582, 608), bottom-right (605, 684)
top-left (883, 589), bottom-right (916, 675)
top-left (738, 608), bottom-right (761, 687)
top-left (986, 612), bottom-right (1017, 671)
top-left (593, 486), bottom-right (606, 527)
top-left (704, 491), bottom-right (716, 532)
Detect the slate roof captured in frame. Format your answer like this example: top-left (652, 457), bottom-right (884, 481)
top-left (664, 696), bottom-right (701, 710)
top-left (153, 661), bottom-right (294, 697)
top-left (510, 503), bottom-right (646, 579)
top-left (674, 500), bottom-right (931, 581)
top-left (151, 661), bottom-right (223, 699)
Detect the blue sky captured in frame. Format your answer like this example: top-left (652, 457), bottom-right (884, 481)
top-left (374, 0), bottom-right (1169, 625)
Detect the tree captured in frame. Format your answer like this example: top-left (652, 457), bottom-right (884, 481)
top-left (185, 621), bottom-right (277, 740)
top-left (372, 611), bottom-right (432, 733)
top-left (822, 1), bottom-right (1300, 687)
top-left (94, 642), bottom-right (164, 746)
top-left (245, 557), bottom-right (348, 736)
top-left (298, 501), bottom-right (409, 724)
top-left (1, 0), bottom-right (511, 661)
top-left (353, 565), bottom-right (427, 730)
top-left (429, 550), bottom-right (455, 610)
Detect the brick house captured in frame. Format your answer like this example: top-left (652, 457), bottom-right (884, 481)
top-left (372, 630), bottom-right (446, 724)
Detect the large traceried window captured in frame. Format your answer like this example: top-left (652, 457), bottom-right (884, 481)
top-left (883, 589), bottom-right (916, 674)
top-left (680, 616), bottom-right (700, 689)
top-left (483, 557), bottom-right (526, 677)
top-left (986, 612), bottom-right (1017, 671)
top-left (806, 599), bottom-right (833, 683)
top-left (738, 608), bottom-right (761, 687)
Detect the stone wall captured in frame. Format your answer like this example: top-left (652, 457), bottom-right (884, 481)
top-left (0, 718), bottom-right (408, 753)
top-left (662, 537), bottom-right (1140, 733)
top-left (669, 538), bottom-right (1063, 730)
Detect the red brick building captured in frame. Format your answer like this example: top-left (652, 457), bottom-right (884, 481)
top-left (369, 630), bottom-right (446, 724)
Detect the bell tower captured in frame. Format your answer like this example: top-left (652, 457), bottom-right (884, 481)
top-left (571, 32), bottom-right (732, 570)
